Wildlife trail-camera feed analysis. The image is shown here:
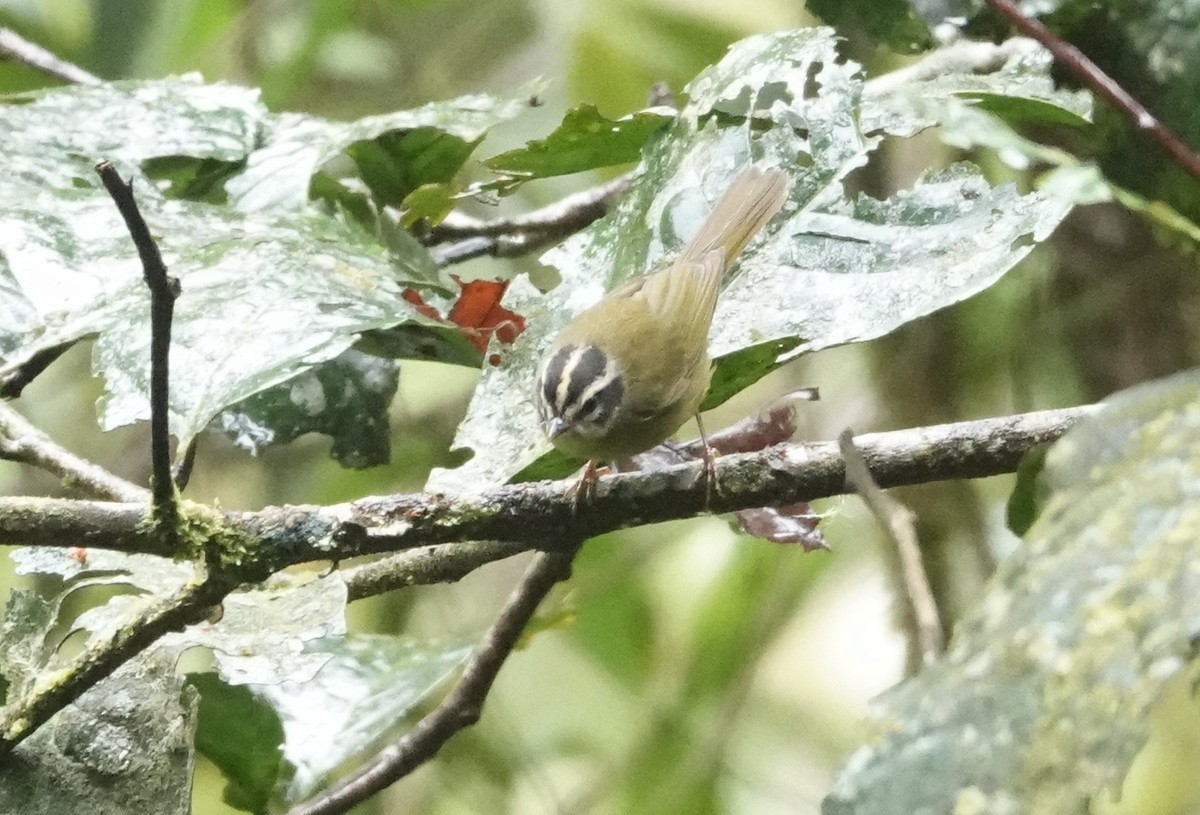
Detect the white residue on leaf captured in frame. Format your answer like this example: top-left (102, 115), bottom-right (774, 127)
top-left (290, 375), bottom-right (327, 415)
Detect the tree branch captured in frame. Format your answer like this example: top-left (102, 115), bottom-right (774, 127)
top-left (287, 547), bottom-right (578, 815)
top-left (96, 161), bottom-right (180, 529)
top-left (0, 404), bottom-right (1095, 753)
top-left (428, 174), bottom-right (631, 266)
top-left (0, 27), bottom-right (100, 86)
top-left (984, 0), bottom-right (1200, 188)
top-left (342, 540), bottom-right (527, 602)
top-left (0, 405), bottom-right (1095, 560)
top-left (0, 538), bottom-right (525, 758)
top-left (0, 402), bottom-right (148, 502)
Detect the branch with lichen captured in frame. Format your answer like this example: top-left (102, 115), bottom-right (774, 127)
top-left (0, 403), bottom-right (148, 502)
top-left (0, 403), bottom-right (1095, 756)
top-left (0, 405), bottom-right (1092, 561)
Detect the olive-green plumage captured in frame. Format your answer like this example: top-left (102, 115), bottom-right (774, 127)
top-left (536, 164), bottom-right (789, 463)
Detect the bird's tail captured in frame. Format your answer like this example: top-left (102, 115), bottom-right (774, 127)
top-left (678, 163), bottom-right (790, 270)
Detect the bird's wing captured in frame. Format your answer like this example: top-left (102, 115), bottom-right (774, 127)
top-left (633, 248), bottom-right (726, 355)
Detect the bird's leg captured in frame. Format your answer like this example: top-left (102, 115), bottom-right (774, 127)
top-left (694, 413), bottom-right (722, 507)
top-left (567, 459), bottom-right (602, 513)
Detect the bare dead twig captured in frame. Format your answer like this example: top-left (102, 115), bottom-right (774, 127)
top-left (0, 402), bottom-right (148, 502)
top-left (287, 548), bottom-right (578, 815)
top-left (0, 27), bottom-right (100, 86)
top-left (428, 174), bottom-right (632, 266)
top-left (839, 430), bottom-right (943, 668)
top-left (95, 162), bottom-right (180, 528)
top-left (984, 0), bottom-right (1200, 189)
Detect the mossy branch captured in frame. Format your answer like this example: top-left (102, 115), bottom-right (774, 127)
top-left (0, 404), bottom-right (1095, 757)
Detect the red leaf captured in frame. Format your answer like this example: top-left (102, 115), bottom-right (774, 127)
top-left (403, 277), bottom-right (527, 355)
top-left (448, 278), bottom-right (526, 352)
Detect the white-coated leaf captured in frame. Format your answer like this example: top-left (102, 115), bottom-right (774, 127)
top-left (431, 28), bottom-right (1082, 492)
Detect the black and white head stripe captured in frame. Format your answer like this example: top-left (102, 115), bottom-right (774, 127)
top-left (539, 344), bottom-right (625, 431)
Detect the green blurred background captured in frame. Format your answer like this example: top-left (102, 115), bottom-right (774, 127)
top-left (2, 1), bottom-right (1196, 813)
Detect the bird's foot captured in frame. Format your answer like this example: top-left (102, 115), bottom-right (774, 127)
top-left (567, 460), bottom-right (603, 514)
top-left (693, 413), bottom-right (723, 509)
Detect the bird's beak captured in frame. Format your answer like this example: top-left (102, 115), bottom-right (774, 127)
top-left (546, 417), bottom-right (567, 440)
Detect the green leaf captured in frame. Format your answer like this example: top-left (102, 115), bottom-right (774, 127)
top-left (0, 588), bottom-right (59, 702)
top-left (258, 634), bottom-right (473, 804)
top-left (432, 27), bottom-right (1081, 491)
top-left (219, 349), bottom-right (399, 469)
top-left (0, 552), bottom-right (201, 811)
top-left (7, 548), bottom-right (197, 666)
top-left (700, 337), bottom-right (802, 412)
top-left (1005, 443), bottom-right (1049, 536)
top-left (826, 368), bottom-right (1200, 814)
top-left (227, 92), bottom-right (537, 213)
top-left (190, 673), bottom-right (286, 815)
top-left (11, 547), bottom-right (196, 595)
top-left (807, 0), bottom-right (933, 53)
top-left (484, 104), bottom-right (673, 190)
top-left (891, 81), bottom-right (1200, 248)
top-left (0, 77), bottom-right (538, 456)
top-left (0, 158), bottom-right (441, 452)
top-left (0, 77), bottom-right (264, 166)
top-left (917, 0), bottom-right (1200, 222)
top-left (858, 38), bottom-right (1092, 138)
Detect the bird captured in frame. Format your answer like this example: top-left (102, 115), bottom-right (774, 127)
top-left (534, 163), bottom-right (790, 497)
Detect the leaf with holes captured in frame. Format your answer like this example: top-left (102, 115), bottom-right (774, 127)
top-left (219, 349), bottom-right (399, 468)
top-left (431, 27), bottom-right (1087, 492)
top-left (0, 77), bottom-right (487, 454)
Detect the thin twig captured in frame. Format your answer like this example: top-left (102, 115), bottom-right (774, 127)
top-left (984, 0), bottom-right (1200, 188)
top-left (343, 541), bottom-right (527, 601)
top-left (0, 27), bottom-right (100, 86)
top-left (0, 402), bottom-right (148, 502)
top-left (428, 174), bottom-right (631, 266)
top-left (839, 430), bottom-right (943, 668)
top-left (95, 161), bottom-right (180, 528)
top-left (287, 547), bottom-right (578, 815)
top-left (0, 342), bottom-right (73, 398)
